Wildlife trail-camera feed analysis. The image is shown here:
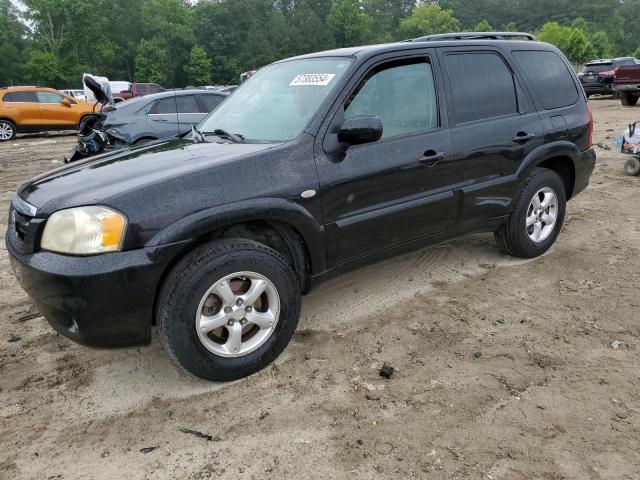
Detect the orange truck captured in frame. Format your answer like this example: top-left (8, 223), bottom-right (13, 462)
top-left (0, 86), bottom-right (97, 141)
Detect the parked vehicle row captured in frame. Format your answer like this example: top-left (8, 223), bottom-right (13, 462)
top-left (578, 57), bottom-right (639, 97)
top-left (7, 32), bottom-right (595, 382)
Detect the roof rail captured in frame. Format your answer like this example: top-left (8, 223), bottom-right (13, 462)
top-left (412, 32), bottom-right (538, 42)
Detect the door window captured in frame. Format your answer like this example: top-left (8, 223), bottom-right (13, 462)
top-left (345, 59), bottom-right (438, 139)
top-left (36, 91), bottom-right (64, 103)
top-left (445, 52), bottom-right (518, 124)
top-left (176, 95), bottom-right (200, 113)
top-left (149, 98), bottom-right (176, 114)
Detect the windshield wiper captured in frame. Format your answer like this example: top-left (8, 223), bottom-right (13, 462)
top-left (191, 124), bottom-right (205, 143)
top-left (207, 128), bottom-right (245, 144)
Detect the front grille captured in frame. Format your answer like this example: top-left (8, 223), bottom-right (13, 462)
top-left (8, 196), bottom-right (43, 254)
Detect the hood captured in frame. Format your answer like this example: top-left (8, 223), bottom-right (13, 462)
top-left (18, 139), bottom-right (278, 214)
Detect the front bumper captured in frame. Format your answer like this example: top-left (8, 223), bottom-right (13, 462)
top-left (572, 148), bottom-right (596, 198)
top-left (7, 236), bottom-right (190, 348)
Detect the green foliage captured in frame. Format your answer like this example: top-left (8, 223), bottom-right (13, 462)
top-left (474, 20), bottom-right (493, 32)
top-left (399, 4), bottom-right (461, 38)
top-left (5, 0), bottom-right (640, 89)
top-left (326, 0), bottom-right (373, 47)
top-left (135, 37), bottom-right (170, 84)
top-left (184, 46), bottom-right (212, 85)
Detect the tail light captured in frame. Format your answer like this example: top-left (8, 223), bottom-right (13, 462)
top-left (599, 70), bottom-right (614, 76)
top-left (587, 103), bottom-right (594, 149)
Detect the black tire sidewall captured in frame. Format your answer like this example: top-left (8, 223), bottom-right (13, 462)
top-left (512, 169), bottom-right (567, 257)
top-left (159, 241), bottom-right (300, 381)
top-left (625, 158), bottom-right (640, 176)
top-left (0, 120), bottom-right (16, 141)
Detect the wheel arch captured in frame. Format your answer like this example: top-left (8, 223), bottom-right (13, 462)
top-left (517, 141), bottom-right (578, 199)
top-left (147, 198), bottom-right (325, 295)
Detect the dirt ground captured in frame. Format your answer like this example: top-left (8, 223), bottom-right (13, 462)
top-left (0, 98), bottom-right (639, 480)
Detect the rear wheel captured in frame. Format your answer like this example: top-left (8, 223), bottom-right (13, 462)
top-left (624, 157), bottom-right (640, 176)
top-left (0, 119), bottom-right (16, 141)
top-left (620, 91), bottom-right (639, 106)
top-left (495, 168), bottom-right (566, 258)
top-left (157, 239), bottom-right (301, 381)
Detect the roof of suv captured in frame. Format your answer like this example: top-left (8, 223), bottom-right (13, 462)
top-left (284, 33), bottom-right (556, 62)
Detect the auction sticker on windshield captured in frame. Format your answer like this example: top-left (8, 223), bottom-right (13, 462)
top-left (290, 74), bottom-right (336, 86)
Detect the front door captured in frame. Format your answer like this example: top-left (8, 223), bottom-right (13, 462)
top-left (315, 53), bottom-right (456, 267)
top-left (147, 96), bottom-right (180, 137)
top-left (35, 91), bottom-right (77, 127)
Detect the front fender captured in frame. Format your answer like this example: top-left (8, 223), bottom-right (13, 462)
top-left (146, 197), bottom-right (326, 274)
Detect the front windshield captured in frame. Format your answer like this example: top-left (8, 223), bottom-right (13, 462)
top-left (198, 57), bottom-right (353, 142)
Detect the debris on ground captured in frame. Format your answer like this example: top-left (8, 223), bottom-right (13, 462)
top-left (179, 428), bottom-right (219, 442)
top-left (366, 392), bottom-right (381, 401)
top-left (595, 143), bottom-right (611, 150)
top-left (611, 340), bottom-right (624, 350)
top-left (473, 351), bottom-right (482, 359)
top-left (379, 362), bottom-right (394, 379)
top-left (7, 335), bottom-right (21, 343)
top-left (139, 447), bottom-right (158, 454)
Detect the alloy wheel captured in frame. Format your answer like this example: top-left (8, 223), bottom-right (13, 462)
top-left (526, 187), bottom-right (558, 243)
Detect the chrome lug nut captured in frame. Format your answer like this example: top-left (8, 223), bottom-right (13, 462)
top-left (224, 307), bottom-right (232, 314)
top-left (245, 306), bottom-right (252, 313)
top-left (227, 319), bottom-right (234, 326)
top-left (236, 298), bottom-right (244, 306)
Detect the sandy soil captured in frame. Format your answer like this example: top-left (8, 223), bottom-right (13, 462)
top-left (0, 99), bottom-right (639, 480)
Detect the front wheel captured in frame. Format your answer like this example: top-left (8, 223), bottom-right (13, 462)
top-left (157, 239), bottom-right (301, 381)
top-left (495, 168), bottom-right (566, 258)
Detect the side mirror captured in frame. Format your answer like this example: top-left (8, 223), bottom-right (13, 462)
top-left (338, 115), bottom-right (383, 146)
top-left (60, 98), bottom-right (71, 107)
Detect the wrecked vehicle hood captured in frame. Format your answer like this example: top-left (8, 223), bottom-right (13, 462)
top-left (18, 138), bottom-right (279, 214)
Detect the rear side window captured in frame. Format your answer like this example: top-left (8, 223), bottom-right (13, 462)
top-left (149, 98), bottom-right (176, 114)
top-left (199, 94), bottom-right (224, 112)
top-left (3, 91), bottom-right (37, 102)
top-left (444, 52), bottom-right (518, 124)
top-left (176, 95), bottom-right (200, 113)
top-left (512, 50), bottom-right (578, 110)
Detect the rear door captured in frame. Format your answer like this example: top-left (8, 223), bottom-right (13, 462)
top-left (147, 96), bottom-right (180, 137)
top-left (1, 91), bottom-right (41, 127)
top-left (198, 93), bottom-right (225, 114)
top-left (439, 48), bottom-right (544, 224)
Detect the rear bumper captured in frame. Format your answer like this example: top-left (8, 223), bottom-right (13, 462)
top-left (582, 83), bottom-right (615, 94)
top-left (572, 148), bottom-right (596, 198)
top-left (7, 236), bottom-right (190, 348)
top-left (614, 84), bottom-right (640, 92)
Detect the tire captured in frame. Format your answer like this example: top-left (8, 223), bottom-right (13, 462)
top-left (157, 239), bottom-right (301, 381)
top-left (620, 91), bottom-right (639, 106)
top-left (78, 115), bottom-right (96, 132)
top-left (494, 168), bottom-right (566, 258)
top-left (624, 157), bottom-right (640, 176)
top-left (0, 119), bottom-right (16, 141)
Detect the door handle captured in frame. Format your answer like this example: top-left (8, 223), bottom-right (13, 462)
top-left (418, 150), bottom-right (447, 167)
top-left (513, 132), bottom-right (535, 144)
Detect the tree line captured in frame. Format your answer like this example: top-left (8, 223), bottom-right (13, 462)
top-left (3, 0), bottom-right (640, 89)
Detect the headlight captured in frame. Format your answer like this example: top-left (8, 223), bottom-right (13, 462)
top-left (41, 206), bottom-right (126, 255)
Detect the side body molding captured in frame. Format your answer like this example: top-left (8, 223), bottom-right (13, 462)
top-left (146, 197), bottom-right (326, 274)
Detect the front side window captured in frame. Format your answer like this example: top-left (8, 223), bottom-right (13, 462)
top-left (345, 60), bottom-right (438, 139)
top-left (445, 52), bottom-right (518, 124)
top-left (150, 98), bottom-right (176, 114)
top-left (198, 57), bottom-right (353, 142)
top-left (36, 91), bottom-right (64, 103)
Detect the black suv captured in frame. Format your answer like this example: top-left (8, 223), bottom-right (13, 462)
top-left (579, 57), bottom-right (639, 97)
top-left (7, 33), bottom-right (596, 381)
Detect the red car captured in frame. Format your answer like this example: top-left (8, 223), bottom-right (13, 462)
top-left (110, 82), bottom-right (165, 103)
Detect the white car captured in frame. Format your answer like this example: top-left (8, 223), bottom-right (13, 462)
top-left (61, 89), bottom-right (87, 101)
